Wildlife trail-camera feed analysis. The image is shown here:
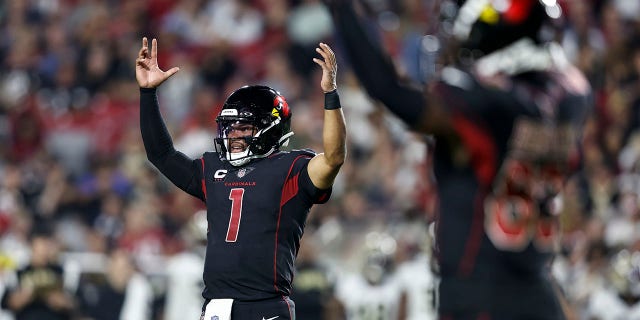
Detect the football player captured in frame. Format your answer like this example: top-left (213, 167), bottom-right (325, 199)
top-left (335, 232), bottom-right (405, 320)
top-left (325, 0), bottom-right (593, 319)
top-left (135, 37), bottom-right (346, 320)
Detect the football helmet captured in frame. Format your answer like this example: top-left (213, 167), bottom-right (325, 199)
top-left (451, 0), bottom-right (562, 56)
top-left (361, 232), bottom-right (397, 285)
top-left (215, 85), bottom-right (293, 166)
top-left (609, 249), bottom-right (640, 299)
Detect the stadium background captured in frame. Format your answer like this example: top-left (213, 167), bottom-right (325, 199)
top-left (0, 0), bottom-right (639, 319)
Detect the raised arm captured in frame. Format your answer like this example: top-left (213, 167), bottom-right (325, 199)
top-left (136, 37), bottom-right (204, 200)
top-left (307, 43), bottom-right (347, 190)
top-left (325, 0), bottom-right (431, 132)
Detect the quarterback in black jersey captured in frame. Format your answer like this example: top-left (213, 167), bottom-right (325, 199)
top-left (135, 37), bottom-right (346, 320)
top-left (326, 0), bottom-right (592, 319)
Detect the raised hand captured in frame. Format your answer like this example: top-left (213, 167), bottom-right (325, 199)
top-left (135, 37), bottom-right (180, 88)
top-left (313, 43), bottom-right (338, 93)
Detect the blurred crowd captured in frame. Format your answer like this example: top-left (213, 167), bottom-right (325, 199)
top-left (0, 0), bottom-right (639, 319)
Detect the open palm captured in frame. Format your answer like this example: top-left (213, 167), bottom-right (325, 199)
top-left (312, 42), bottom-right (338, 93)
top-left (135, 37), bottom-right (179, 88)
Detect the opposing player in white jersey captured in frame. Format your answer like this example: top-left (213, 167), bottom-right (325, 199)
top-left (164, 211), bottom-right (207, 320)
top-left (587, 249), bottom-right (640, 320)
top-left (394, 223), bottom-right (437, 320)
top-left (335, 232), bottom-right (405, 320)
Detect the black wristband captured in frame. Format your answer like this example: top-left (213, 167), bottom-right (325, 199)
top-left (140, 87), bottom-right (157, 94)
top-left (324, 90), bottom-right (341, 110)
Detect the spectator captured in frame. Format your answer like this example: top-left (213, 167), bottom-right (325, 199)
top-left (1, 225), bottom-right (76, 320)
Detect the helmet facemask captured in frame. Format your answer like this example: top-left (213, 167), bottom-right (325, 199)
top-left (215, 117), bottom-right (258, 167)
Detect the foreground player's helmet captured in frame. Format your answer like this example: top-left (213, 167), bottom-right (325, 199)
top-left (451, 0), bottom-right (562, 56)
top-left (215, 85), bottom-right (293, 166)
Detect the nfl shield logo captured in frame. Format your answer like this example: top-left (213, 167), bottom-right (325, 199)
top-left (211, 316), bottom-right (219, 320)
top-left (237, 168), bottom-right (246, 178)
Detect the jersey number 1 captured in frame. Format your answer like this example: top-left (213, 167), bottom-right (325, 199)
top-left (226, 188), bottom-right (245, 242)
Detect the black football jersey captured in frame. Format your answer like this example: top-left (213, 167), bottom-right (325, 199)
top-left (433, 68), bottom-right (590, 271)
top-left (197, 150), bottom-right (330, 301)
top-left (432, 68), bottom-right (591, 313)
top-left (138, 89), bottom-right (332, 302)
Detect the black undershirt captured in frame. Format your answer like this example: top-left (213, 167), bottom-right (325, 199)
top-left (139, 88), bottom-right (203, 200)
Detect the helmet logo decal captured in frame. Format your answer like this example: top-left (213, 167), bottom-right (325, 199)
top-left (503, 0), bottom-right (536, 24)
top-left (479, 5), bottom-right (499, 24)
top-left (274, 95), bottom-right (290, 118)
